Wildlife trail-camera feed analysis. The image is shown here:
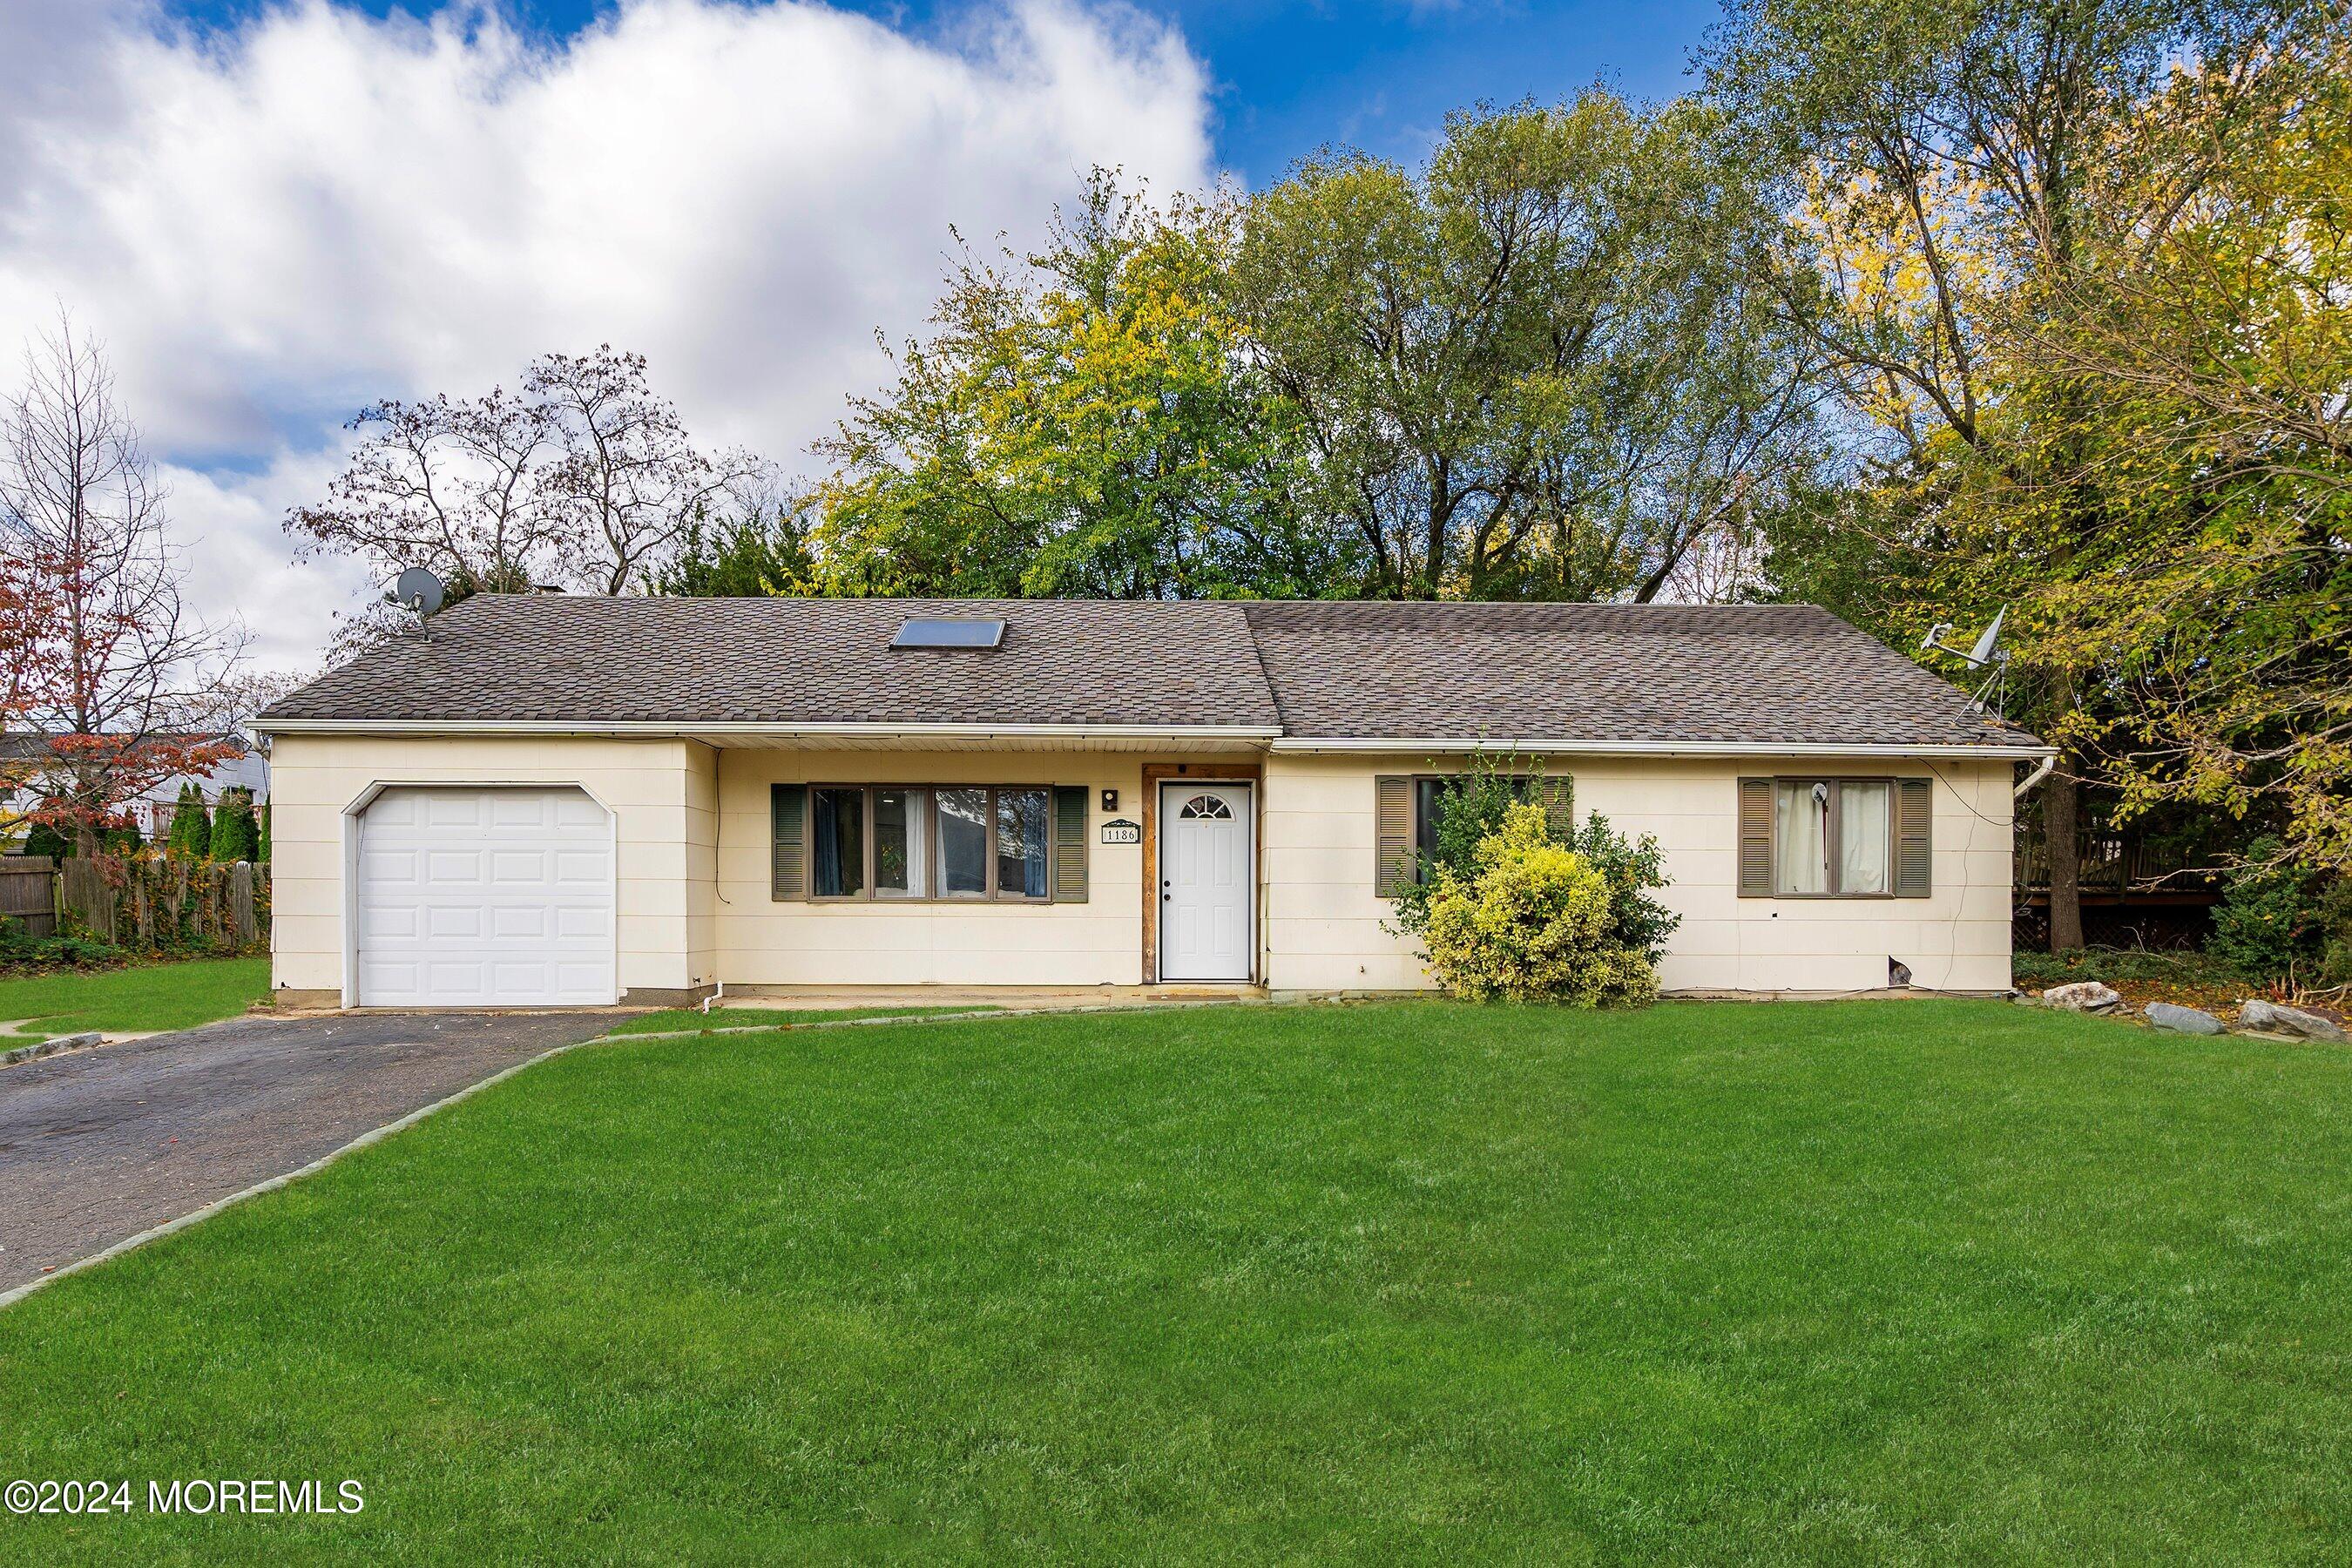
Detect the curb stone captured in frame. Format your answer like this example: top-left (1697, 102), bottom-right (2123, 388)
top-left (0, 1031), bottom-right (102, 1068)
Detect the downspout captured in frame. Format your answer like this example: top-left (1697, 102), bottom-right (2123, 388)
top-left (2013, 754), bottom-right (2057, 799)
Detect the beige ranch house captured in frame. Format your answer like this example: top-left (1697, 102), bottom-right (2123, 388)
top-left (254, 598), bottom-right (2051, 1008)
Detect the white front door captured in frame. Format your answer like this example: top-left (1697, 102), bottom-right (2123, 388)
top-left (1159, 781), bottom-right (1253, 982)
top-left (355, 786), bottom-right (615, 1007)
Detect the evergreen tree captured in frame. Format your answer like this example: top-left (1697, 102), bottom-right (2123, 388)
top-left (257, 800), bottom-right (270, 864)
top-left (24, 820), bottom-right (71, 860)
top-left (210, 787), bottom-right (260, 863)
top-left (166, 782), bottom-right (211, 860)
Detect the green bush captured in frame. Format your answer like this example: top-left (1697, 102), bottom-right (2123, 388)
top-left (258, 801), bottom-right (271, 865)
top-left (2314, 876), bottom-right (2352, 987)
top-left (210, 787), bottom-right (260, 862)
top-left (1387, 756), bottom-right (1544, 938)
top-left (1564, 811), bottom-right (1682, 967)
top-left (2207, 837), bottom-right (2329, 981)
top-left (23, 820), bottom-right (71, 861)
top-left (1421, 802), bottom-right (1661, 1005)
top-left (0, 914), bottom-right (127, 973)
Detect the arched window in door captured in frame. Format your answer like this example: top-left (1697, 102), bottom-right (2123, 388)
top-left (1178, 794), bottom-right (1233, 820)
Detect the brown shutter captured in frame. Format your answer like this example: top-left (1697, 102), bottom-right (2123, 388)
top-left (1894, 777), bottom-right (1933, 897)
top-left (1737, 777), bottom-right (1774, 896)
top-left (1374, 774), bottom-right (1414, 896)
top-left (770, 783), bottom-right (807, 901)
top-left (1537, 775), bottom-right (1575, 841)
top-left (1051, 785), bottom-right (1089, 902)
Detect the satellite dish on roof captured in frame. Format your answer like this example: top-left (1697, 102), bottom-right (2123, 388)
top-left (389, 567), bottom-right (446, 618)
top-left (1921, 605), bottom-right (2005, 669)
top-left (1921, 605), bottom-right (2011, 717)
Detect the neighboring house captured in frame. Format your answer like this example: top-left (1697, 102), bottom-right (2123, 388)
top-left (253, 597), bottom-right (2051, 1009)
top-left (0, 733), bottom-right (268, 845)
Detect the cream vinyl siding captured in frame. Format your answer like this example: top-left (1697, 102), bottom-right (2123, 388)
top-left (274, 733), bottom-right (2017, 1002)
top-left (1262, 753), bottom-right (2015, 997)
top-left (715, 750), bottom-right (1148, 987)
top-left (267, 734), bottom-right (708, 1000)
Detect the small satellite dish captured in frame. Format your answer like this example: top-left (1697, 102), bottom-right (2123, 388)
top-left (389, 567), bottom-right (446, 618)
top-left (1922, 605), bottom-right (2012, 718)
top-left (1921, 605), bottom-right (2007, 669)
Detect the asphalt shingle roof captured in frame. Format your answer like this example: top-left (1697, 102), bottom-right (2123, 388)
top-left (1240, 601), bottom-right (2036, 747)
top-left (261, 597), bottom-right (1282, 729)
top-left (260, 594), bottom-right (2038, 749)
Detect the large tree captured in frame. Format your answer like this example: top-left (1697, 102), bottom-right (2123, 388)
top-left (1995, 24), bottom-right (2352, 872)
top-left (530, 347), bottom-right (753, 596)
top-left (1705, 0), bottom-right (2315, 945)
top-left (0, 314), bottom-right (242, 854)
top-left (287, 348), bottom-right (752, 631)
top-left (1227, 95), bottom-right (1827, 602)
top-left (813, 172), bottom-right (1344, 599)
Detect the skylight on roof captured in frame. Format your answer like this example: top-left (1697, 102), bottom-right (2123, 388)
top-left (891, 617), bottom-right (1006, 650)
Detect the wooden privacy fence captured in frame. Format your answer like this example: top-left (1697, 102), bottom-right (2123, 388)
top-left (46, 855), bottom-right (270, 955)
top-left (0, 855), bottom-right (57, 938)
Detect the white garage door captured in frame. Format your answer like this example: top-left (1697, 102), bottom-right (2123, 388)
top-left (355, 787), bottom-right (614, 1007)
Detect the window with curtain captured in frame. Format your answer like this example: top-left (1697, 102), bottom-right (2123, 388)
top-left (810, 786), bottom-right (865, 897)
top-left (803, 785), bottom-right (1056, 902)
top-left (1773, 778), bottom-right (1894, 896)
top-left (1838, 781), bottom-right (1890, 895)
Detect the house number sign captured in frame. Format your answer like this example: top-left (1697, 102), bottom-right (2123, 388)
top-left (1099, 819), bottom-right (1142, 845)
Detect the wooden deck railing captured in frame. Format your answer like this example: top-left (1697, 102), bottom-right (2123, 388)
top-left (2014, 831), bottom-right (2219, 896)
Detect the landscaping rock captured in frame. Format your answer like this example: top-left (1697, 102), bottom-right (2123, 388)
top-left (2146, 1003), bottom-right (2225, 1036)
top-left (2041, 981), bottom-right (2123, 1013)
top-left (2236, 1000), bottom-right (2349, 1043)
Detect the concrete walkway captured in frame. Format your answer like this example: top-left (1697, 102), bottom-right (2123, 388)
top-left (701, 983), bottom-right (1271, 1011)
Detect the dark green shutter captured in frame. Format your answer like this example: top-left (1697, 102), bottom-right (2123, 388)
top-left (1894, 777), bottom-right (1933, 897)
top-left (1052, 785), bottom-right (1089, 902)
top-left (770, 783), bottom-right (806, 901)
top-left (1537, 775), bottom-right (1575, 841)
top-left (1374, 775), bottom-right (1414, 896)
top-left (1737, 777), bottom-right (1774, 896)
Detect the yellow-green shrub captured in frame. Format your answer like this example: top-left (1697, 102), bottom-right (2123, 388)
top-left (1421, 803), bottom-right (1661, 1006)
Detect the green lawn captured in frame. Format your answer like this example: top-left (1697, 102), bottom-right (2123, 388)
top-left (605, 1003), bottom-right (1001, 1036)
top-left (6, 1000), bottom-right (2352, 1560)
top-left (0, 956), bottom-right (269, 1041)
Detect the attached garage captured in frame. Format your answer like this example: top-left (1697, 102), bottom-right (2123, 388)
top-left (353, 785), bottom-right (616, 1008)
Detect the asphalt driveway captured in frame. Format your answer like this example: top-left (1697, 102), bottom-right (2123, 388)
top-left (0, 1011), bottom-right (621, 1294)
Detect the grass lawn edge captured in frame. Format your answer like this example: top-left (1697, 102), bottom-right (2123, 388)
top-left (0, 1031), bottom-right (594, 1314)
top-left (0, 997), bottom-right (1269, 1313)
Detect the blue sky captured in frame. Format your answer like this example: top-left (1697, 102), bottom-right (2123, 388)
top-left (164, 0), bottom-right (1721, 184)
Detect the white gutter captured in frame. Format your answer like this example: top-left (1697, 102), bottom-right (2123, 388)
top-left (1270, 736), bottom-right (2057, 761)
top-left (255, 718), bottom-right (1286, 741)
top-left (2012, 753), bottom-right (2058, 798)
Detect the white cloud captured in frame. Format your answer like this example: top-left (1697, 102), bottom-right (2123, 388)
top-left (0, 0), bottom-right (1215, 670)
